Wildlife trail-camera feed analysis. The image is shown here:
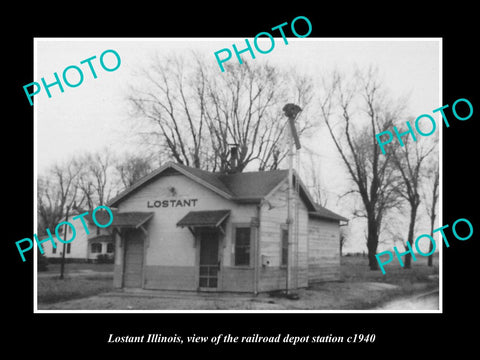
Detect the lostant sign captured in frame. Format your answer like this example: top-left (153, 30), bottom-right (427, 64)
top-left (147, 199), bottom-right (198, 208)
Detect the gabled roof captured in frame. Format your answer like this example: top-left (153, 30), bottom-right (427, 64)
top-left (108, 162), bottom-right (291, 207)
top-left (107, 162), bottom-right (346, 221)
top-left (175, 163), bottom-right (235, 197)
top-left (309, 203), bottom-right (349, 222)
top-left (217, 170), bottom-right (288, 201)
top-left (108, 162), bottom-right (235, 207)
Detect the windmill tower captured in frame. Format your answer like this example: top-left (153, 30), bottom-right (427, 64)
top-left (282, 103), bottom-right (302, 295)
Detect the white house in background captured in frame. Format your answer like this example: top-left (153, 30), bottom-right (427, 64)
top-left (41, 210), bottom-right (114, 262)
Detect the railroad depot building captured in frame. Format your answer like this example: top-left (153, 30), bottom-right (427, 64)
top-left (107, 162), bottom-right (347, 293)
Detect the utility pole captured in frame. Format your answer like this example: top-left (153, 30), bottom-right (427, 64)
top-left (59, 208), bottom-right (69, 280)
top-left (286, 119), bottom-right (293, 294)
top-left (282, 103), bottom-right (302, 296)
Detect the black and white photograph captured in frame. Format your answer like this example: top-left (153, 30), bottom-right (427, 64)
top-left (33, 38), bottom-right (441, 312)
top-left (7, 7), bottom-right (478, 354)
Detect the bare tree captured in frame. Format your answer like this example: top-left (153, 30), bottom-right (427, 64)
top-left (38, 162), bottom-right (85, 232)
top-left (128, 53), bottom-right (314, 172)
top-left (38, 160), bottom-right (86, 278)
top-left (319, 67), bottom-right (404, 270)
top-left (422, 156), bottom-right (439, 267)
top-left (205, 62), bottom-right (314, 172)
top-left (382, 207), bottom-right (409, 248)
top-left (37, 175), bottom-right (64, 234)
top-left (302, 152), bottom-right (329, 207)
top-left (392, 133), bottom-right (435, 268)
top-left (116, 152), bottom-right (154, 189)
top-left (339, 225), bottom-right (350, 257)
top-left (76, 162), bottom-right (95, 212)
top-left (76, 150), bottom-right (115, 210)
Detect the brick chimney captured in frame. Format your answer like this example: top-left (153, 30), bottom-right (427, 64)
top-left (229, 144), bottom-right (238, 173)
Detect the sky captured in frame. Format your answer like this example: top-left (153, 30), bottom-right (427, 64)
top-left (34, 38), bottom-right (441, 253)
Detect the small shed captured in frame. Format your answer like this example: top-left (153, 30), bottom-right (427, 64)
top-left (107, 162), bottom-right (347, 293)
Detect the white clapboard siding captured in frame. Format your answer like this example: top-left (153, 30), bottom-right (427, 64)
top-left (308, 218), bottom-right (341, 282)
top-left (259, 181), bottom-right (309, 289)
top-left (117, 173), bottom-right (256, 268)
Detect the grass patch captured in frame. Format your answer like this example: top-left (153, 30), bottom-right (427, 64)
top-left (337, 254), bottom-right (439, 309)
top-left (37, 274), bottom-right (113, 304)
top-left (340, 253), bottom-right (439, 285)
top-left (300, 254), bottom-right (439, 310)
top-left (42, 262), bottom-right (114, 275)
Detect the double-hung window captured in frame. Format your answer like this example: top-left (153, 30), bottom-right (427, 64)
top-left (234, 226), bottom-right (251, 266)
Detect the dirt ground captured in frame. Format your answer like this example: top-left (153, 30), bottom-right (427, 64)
top-left (37, 255), bottom-right (439, 311)
top-left (376, 290), bottom-right (439, 310)
top-left (38, 280), bottom-right (438, 311)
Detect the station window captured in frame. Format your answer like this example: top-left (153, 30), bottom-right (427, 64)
top-left (234, 227), bottom-right (251, 266)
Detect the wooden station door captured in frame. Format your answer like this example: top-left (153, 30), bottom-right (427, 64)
top-left (198, 229), bottom-right (220, 290)
top-left (123, 229), bottom-right (144, 288)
